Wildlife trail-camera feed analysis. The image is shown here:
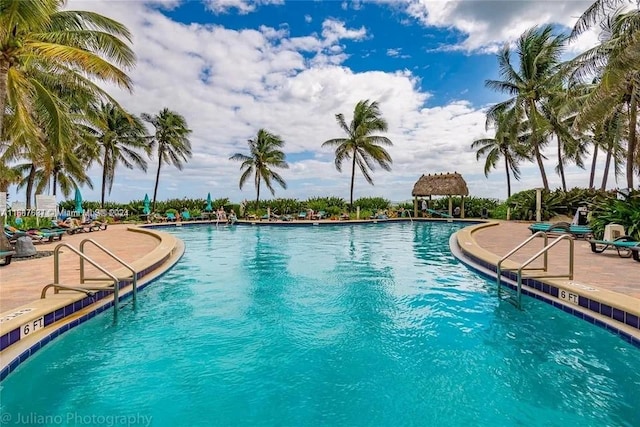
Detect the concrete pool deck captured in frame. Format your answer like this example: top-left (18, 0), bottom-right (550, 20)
top-left (0, 224), bottom-right (162, 311)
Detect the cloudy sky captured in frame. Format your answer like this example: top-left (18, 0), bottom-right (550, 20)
top-left (50, 0), bottom-right (610, 204)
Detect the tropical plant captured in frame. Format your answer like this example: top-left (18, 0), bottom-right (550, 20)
top-left (229, 128), bottom-right (289, 207)
top-left (471, 108), bottom-right (526, 198)
top-left (570, 2), bottom-right (640, 188)
top-left (0, 0), bottom-right (135, 146)
top-left (87, 103), bottom-right (150, 207)
top-left (486, 25), bottom-right (567, 190)
top-left (353, 196), bottom-right (391, 212)
top-left (322, 99), bottom-right (393, 210)
top-left (141, 108), bottom-right (192, 211)
top-left (589, 191), bottom-right (640, 239)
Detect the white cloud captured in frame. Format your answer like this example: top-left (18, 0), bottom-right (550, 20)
top-left (16, 0), bottom-right (607, 206)
top-left (386, 47), bottom-right (410, 58)
top-left (403, 0), bottom-right (597, 53)
top-left (304, 14), bottom-right (313, 23)
top-left (321, 18), bottom-right (367, 45)
top-left (203, 0), bottom-right (284, 15)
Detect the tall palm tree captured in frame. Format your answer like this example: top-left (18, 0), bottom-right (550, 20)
top-left (87, 103), bottom-right (149, 207)
top-left (0, 0), bottom-right (135, 143)
top-left (229, 129), bottom-right (289, 208)
top-left (322, 99), bottom-right (393, 209)
top-left (540, 88), bottom-right (586, 191)
top-left (471, 108), bottom-right (525, 198)
top-left (570, 3), bottom-right (640, 188)
top-left (486, 25), bottom-right (567, 190)
top-left (597, 105), bottom-right (627, 190)
top-left (141, 108), bottom-right (192, 211)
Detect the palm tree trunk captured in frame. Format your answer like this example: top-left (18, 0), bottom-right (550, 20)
top-left (601, 150), bottom-right (612, 190)
top-left (505, 157), bottom-right (512, 198)
top-left (0, 60), bottom-right (9, 141)
top-left (534, 144), bottom-right (549, 190)
top-left (557, 134), bottom-right (566, 191)
top-left (152, 154), bottom-right (162, 212)
top-left (349, 150), bottom-right (357, 210)
top-left (52, 171), bottom-right (57, 196)
top-left (255, 174), bottom-right (261, 209)
top-left (25, 164), bottom-right (36, 209)
top-left (589, 142), bottom-right (598, 189)
top-left (101, 151), bottom-right (109, 208)
top-left (626, 88), bottom-right (638, 189)
top-left (527, 101), bottom-right (549, 190)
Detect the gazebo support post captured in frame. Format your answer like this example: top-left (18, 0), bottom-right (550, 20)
top-left (448, 196), bottom-right (452, 217)
top-left (461, 195), bottom-right (465, 218)
top-left (414, 196), bottom-right (418, 218)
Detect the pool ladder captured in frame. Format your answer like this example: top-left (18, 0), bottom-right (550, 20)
top-left (496, 231), bottom-right (574, 309)
top-left (41, 239), bottom-right (138, 321)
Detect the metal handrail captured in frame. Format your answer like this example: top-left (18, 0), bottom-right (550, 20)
top-left (42, 284), bottom-right (96, 298)
top-left (50, 243), bottom-right (121, 319)
top-left (515, 234), bottom-right (574, 307)
top-left (80, 238), bottom-right (138, 305)
top-left (496, 231), bottom-right (548, 293)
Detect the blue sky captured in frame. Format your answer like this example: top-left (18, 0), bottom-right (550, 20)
top-left (12, 0), bottom-right (612, 207)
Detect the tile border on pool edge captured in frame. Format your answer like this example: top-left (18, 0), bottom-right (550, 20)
top-left (0, 234), bottom-right (184, 382)
top-left (451, 233), bottom-right (640, 348)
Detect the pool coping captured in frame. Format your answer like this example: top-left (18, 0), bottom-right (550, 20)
top-left (452, 222), bottom-right (640, 347)
top-left (0, 226), bottom-right (184, 381)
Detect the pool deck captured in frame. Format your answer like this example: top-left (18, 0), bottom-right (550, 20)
top-left (467, 221), bottom-right (640, 300)
top-left (0, 224), bottom-right (161, 311)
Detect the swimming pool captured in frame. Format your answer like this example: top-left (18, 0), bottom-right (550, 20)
top-left (1, 222), bottom-right (639, 426)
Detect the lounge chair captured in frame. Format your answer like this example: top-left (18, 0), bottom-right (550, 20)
top-left (425, 208), bottom-right (452, 218)
top-left (313, 210), bottom-right (326, 220)
top-left (298, 211), bottom-right (307, 220)
top-left (528, 222), bottom-right (593, 238)
top-left (4, 228), bottom-right (47, 244)
top-left (165, 212), bottom-right (177, 222)
top-left (588, 236), bottom-right (640, 258)
top-left (0, 250), bottom-right (15, 266)
top-left (181, 211), bottom-right (192, 221)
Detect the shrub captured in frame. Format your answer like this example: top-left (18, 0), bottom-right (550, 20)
top-left (589, 191), bottom-right (640, 239)
top-left (353, 197), bottom-right (390, 211)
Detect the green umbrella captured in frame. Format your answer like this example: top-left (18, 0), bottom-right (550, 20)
top-left (143, 194), bottom-right (151, 215)
top-left (205, 193), bottom-right (213, 212)
top-left (74, 187), bottom-right (83, 214)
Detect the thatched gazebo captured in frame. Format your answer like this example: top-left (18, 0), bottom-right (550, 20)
top-left (411, 172), bottom-right (469, 218)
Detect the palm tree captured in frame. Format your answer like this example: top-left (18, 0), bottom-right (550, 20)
top-left (229, 129), bottom-right (289, 208)
top-left (540, 87), bottom-right (586, 191)
top-left (322, 100), bottom-right (393, 210)
top-left (0, 0), bottom-right (135, 143)
top-left (570, 3), bottom-right (640, 188)
top-left (596, 105), bottom-right (627, 190)
top-left (141, 109), bottom-right (192, 211)
top-left (471, 108), bottom-right (525, 198)
top-left (87, 103), bottom-right (149, 207)
top-left (486, 25), bottom-right (567, 190)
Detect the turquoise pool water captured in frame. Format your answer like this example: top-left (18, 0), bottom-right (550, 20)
top-left (1, 222), bottom-right (639, 426)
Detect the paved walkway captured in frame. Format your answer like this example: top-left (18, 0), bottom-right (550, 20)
top-left (0, 225), bottom-right (159, 312)
top-left (472, 221), bottom-right (640, 301)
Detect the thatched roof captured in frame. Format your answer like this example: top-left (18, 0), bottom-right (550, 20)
top-left (412, 172), bottom-right (469, 196)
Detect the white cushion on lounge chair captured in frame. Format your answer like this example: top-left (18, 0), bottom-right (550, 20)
top-left (604, 224), bottom-right (625, 241)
